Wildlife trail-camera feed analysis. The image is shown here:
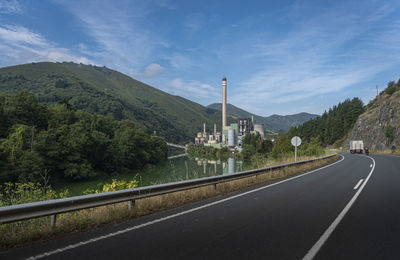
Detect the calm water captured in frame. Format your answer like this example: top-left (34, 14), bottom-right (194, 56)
top-left (136, 156), bottom-right (245, 187)
top-left (61, 155), bottom-right (247, 196)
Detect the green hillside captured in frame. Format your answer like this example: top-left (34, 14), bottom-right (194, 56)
top-left (207, 103), bottom-right (319, 132)
top-left (0, 62), bottom-right (226, 143)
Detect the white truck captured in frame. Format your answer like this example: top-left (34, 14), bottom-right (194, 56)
top-left (349, 140), bottom-right (364, 154)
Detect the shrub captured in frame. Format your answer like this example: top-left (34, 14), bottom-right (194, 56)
top-left (0, 182), bottom-right (68, 206)
top-left (385, 126), bottom-right (395, 142)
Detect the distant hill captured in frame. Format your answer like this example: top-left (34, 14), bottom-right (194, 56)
top-left (0, 62), bottom-right (234, 143)
top-left (207, 103), bottom-right (319, 132)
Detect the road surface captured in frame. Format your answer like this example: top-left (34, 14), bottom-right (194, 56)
top-left (1, 153), bottom-right (399, 259)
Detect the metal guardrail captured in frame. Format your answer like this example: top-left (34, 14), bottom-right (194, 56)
top-left (0, 154), bottom-right (337, 226)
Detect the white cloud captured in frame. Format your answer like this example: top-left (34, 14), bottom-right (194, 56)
top-left (0, 0), bottom-right (22, 14)
top-left (164, 53), bottom-right (192, 70)
top-left (0, 25), bottom-right (47, 46)
top-left (168, 78), bottom-right (218, 98)
top-left (145, 63), bottom-right (164, 78)
top-left (0, 24), bottom-right (94, 67)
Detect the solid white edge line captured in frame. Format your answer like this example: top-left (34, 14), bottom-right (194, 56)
top-left (353, 179), bottom-right (364, 190)
top-left (302, 155), bottom-right (375, 260)
top-left (26, 155), bottom-right (345, 260)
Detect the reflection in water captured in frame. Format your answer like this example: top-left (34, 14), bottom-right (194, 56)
top-left (136, 156), bottom-right (244, 187)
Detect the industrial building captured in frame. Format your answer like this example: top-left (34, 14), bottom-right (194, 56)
top-left (223, 123), bottom-right (238, 147)
top-left (253, 123), bottom-right (265, 139)
top-left (194, 77), bottom-right (262, 149)
top-left (238, 117), bottom-right (254, 136)
top-left (195, 123), bottom-right (222, 145)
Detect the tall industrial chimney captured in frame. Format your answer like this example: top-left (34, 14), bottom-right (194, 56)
top-left (222, 77), bottom-right (227, 143)
top-left (203, 123), bottom-right (206, 136)
top-left (214, 123), bottom-right (217, 137)
top-left (222, 77), bottom-right (227, 127)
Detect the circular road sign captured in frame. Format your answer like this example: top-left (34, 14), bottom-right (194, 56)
top-left (291, 136), bottom-right (302, 147)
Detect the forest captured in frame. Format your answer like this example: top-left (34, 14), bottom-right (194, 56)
top-left (290, 98), bottom-right (365, 146)
top-left (0, 92), bottom-right (168, 185)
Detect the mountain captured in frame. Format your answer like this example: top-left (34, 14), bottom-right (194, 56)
top-left (346, 81), bottom-right (400, 151)
top-left (207, 103), bottom-right (319, 132)
top-left (0, 62), bottom-right (231, 143)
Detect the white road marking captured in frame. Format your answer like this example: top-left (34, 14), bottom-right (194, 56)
top-left (302, 155), bottom-right (375, 260)
top-left (26, 155), bottom-right (345, 260)
top-left (353, 179), bottom-right (363, 190)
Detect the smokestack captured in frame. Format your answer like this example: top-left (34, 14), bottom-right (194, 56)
top-left (214, 123), bottom-right (216, 137)
top-left (203, 123), bottom-right (206, 136)
top-left (251, 115), bottom-right (254, 123)
top-left (222, 77), bottom-right (227, 128)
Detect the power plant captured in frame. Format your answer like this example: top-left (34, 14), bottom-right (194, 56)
top-left (194, 77), bottom-right (265, 149)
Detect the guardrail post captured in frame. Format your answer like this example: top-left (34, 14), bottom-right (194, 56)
top-left (128, 200), bottom-right (135, 211)
top-left (50, 214), bottom-right (57, 229)
top-left (213, 183), bottom-right (217, 190)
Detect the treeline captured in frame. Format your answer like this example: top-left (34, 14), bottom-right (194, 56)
top-left (292, 98), bottom-right (364, 146)
top-left (189, 131), bottom-right (324, 162)
top-left (186, 144), bottom-right (231, 159)
top-left (241, 133), bottom-right (273, 159)
top-left (0, 92), bottom-right (168, 184)
top-left (240, 131), bottom-right (325, 160)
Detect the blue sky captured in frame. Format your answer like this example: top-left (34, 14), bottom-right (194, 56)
top-left (1, 0), bottom-right (400, 116)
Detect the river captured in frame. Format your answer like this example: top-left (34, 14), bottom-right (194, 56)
top-left (61, 155), bottom-right (248, 196)
top-left (136, 156), bottom-right (245, 186)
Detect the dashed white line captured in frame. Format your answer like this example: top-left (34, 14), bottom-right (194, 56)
top-left (302, 156), bottom-right (375, 260)
top-left (26, 155), bottom-right (345, 260)
top-left (353, 179), bottom-right (364, 190)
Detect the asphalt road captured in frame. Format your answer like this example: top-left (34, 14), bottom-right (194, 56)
top-left (2, 153), bottom-right (399, 260)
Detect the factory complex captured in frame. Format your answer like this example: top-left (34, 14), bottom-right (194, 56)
top-left (194, 78), bottom-right (265, 150)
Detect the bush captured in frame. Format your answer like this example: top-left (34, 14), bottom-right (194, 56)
top-left (385, 126), bottom-right (395, 142)
top-left (83, 179), bottom-right (138, 194)
top-left (0, 182), bottom-right (68, 206)
top-left (385, 81), bottom-right (399, 96)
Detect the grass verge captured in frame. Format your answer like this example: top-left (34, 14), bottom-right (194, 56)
top-left (0, 154), bottom-right (339, 251)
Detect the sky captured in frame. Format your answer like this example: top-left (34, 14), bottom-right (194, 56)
top-left (1, 0), bottom-right (400, 116)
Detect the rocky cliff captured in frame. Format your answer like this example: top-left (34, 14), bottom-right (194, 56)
top-left (346, 90), bottom-right (400, 151)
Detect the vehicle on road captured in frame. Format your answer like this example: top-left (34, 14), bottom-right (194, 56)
top-left (350, 140), bottom-right (364, 154)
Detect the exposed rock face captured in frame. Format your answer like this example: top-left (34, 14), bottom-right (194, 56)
top-left (346, 91), bottom-right (400, 151)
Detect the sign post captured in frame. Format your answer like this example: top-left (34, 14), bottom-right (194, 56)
top-left (291, 136), bottom-right (302, 162)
